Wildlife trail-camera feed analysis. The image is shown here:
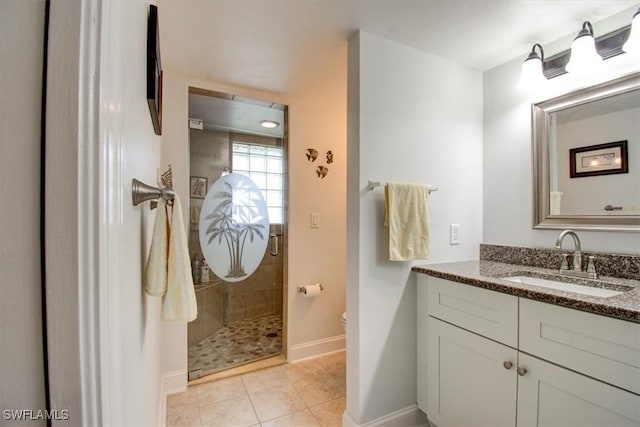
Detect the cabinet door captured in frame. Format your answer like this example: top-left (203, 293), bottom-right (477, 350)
top-left (517, 353), bottom-right (640, 427)
top-left (427, 317), bottom-right (517, 427)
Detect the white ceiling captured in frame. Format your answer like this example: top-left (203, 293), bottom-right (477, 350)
top-left (162, 0), bottom-right (637, 135)
top-left (159, 0), bottom-right (637, 94)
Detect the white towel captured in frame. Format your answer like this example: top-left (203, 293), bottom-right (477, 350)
top-left (144, 201), bottom-right (169, 296)
top-left (162, 195), bottom-right (198, 322)
top-left (385, 183), bottom-right (431, 261)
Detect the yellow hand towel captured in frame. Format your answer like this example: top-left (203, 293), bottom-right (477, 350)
top-left (385, 183), bottom-right (431, 261)
top-left (162, 195), bottom-right (198, 322)
top-left (144, 201), bottom-right (169, 296)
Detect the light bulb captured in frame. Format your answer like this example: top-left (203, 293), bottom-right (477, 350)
top-left (517, 43), bottom-right (548, 91)
top-left (566, 21), bottom-right (603, 74)
top-left (259, 120), bottom-right (280, 129)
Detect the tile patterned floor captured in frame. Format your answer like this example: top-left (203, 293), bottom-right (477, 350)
top-left (168, 351), bottom-right (346, 427)
top-left (188, 315), bottom-right (283, 376)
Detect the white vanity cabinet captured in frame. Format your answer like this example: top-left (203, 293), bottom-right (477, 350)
top-left (417, 275), bottom-right (640, 427)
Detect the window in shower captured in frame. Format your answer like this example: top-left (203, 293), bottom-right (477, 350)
top-left (232, 142), bottom-right (284, 224)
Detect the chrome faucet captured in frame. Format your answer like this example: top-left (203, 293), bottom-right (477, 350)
top-left (555, 230), bottom-right (582, 271)
top-left (554, 230), bottom-right (598, 279)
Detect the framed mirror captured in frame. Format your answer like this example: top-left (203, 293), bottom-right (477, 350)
top-left (532, 72), bottom-right (640, 231)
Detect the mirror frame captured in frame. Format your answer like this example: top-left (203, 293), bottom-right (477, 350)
top-left (532, 71), bottom-right (640, 232)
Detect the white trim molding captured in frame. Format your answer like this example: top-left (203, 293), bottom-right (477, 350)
top-left (343, 404), bottom-right (421, 427)
top-left (45, 0), bottom-right (104, 424)
top-left (288, 334), bottom-right (346, 362)
top-left (158, 369), bottom-right (188, 427)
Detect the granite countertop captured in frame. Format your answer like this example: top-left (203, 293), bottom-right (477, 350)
top-left (412, 260), bottom-right (640, 323)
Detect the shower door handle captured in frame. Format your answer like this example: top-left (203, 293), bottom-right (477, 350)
top-left (269, 233), bottom-right (278, 256)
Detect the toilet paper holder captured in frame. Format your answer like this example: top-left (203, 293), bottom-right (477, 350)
top-left (297, 284), bottom-right (323, 293)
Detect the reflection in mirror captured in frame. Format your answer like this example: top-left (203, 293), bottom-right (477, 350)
top-left (187, 87), bottom-right (287, 379)
top-left (550, 90), bottom-right (638, 215)
top-left (533, 72), bottom-right (640, 231)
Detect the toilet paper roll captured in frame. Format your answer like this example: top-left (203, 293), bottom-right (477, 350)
top-left (303, 283), bottom-right (322, 298)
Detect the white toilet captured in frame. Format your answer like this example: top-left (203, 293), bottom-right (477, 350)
top-left (342, 312), bottom-right (347, 332)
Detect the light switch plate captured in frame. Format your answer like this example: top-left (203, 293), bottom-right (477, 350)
top-left (311, 212), bottom-right (320, 228)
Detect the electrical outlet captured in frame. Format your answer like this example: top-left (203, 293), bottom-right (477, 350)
top-left (450, 224), bottom-right (460, 245)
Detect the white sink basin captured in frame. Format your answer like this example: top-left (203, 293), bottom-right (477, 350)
top-left (503, 275), bottom-right (623, 298)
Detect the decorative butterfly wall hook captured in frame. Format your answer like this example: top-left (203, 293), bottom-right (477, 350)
top-left (306, 148), bottom-right (318, 162)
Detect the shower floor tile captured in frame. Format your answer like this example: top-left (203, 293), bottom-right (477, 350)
top-left (188, 314), bottom-right (282, 376)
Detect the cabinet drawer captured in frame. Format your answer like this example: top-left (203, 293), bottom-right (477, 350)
top-left (520, 298), bottom-right (640, 395)
top-left (427, 277), bottom-right (518, 347)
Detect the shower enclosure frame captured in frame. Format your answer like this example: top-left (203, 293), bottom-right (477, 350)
top-left (186, 87), bottom-right (289, 379)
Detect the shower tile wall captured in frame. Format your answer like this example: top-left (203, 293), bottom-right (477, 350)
top-left (188, 281), bottom-right (224, 347)
top-left (188, 128), bottom-right (229, 259)
top-left (224, 223), bottom-right (283, 323)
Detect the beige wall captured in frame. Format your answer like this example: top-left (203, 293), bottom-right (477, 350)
top-left (161, 63), bottom-right (347, 372)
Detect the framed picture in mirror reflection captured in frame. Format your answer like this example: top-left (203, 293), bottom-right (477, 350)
top-left (569, 141), bottom-right (628, 178)
top-left (190, 176), bottom-right (207, 199)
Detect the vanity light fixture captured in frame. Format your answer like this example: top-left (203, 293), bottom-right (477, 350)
top-left (565, 21), bottom-right (603, 74)
top-left (517, 43), bottom-right (548, 91)
top-left (259, 120), bottom-right (280, 129)
top-left (623, 6), bottom-right (640, 55)
top-left (517, 8), bottom-right (638, 88)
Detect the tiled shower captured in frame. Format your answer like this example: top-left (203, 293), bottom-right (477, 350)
top-left (187, 117), bottom-right (285, 378)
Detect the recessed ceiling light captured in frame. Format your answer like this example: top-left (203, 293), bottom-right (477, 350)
top-left (259, 120), bottom-right (280, 129)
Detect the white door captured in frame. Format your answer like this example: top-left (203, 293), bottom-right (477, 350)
top-left (44, 1), bottom-right (164, 424)
top-left (427, 318), bottom-right (517, 427)
top-left (517, 353), bottom-right (640, 427)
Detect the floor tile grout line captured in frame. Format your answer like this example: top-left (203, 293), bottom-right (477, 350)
top-left (170, 352), bottom-right (346, 426)
top-left (196, 400), bottom-right (203, 427)
top-left (239, 372), bottom-right (262, 427)
top-left (194, 377), bottom-right (249, 409)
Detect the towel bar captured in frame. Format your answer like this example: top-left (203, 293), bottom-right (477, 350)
top-left (367, 180), bottom-right (437, 193)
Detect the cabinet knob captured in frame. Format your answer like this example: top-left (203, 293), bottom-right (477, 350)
top-left (503, 361), bottom-right (513, 370)
top-left (517, 367), bottom-right (527, 376)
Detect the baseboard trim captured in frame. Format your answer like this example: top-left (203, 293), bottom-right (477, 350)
top-left (158, 369), bottom-right (187, 427)
top-left (288, 334), bottom-right (346, 362)
top-left (342, 404), bottom-right (420, 427)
